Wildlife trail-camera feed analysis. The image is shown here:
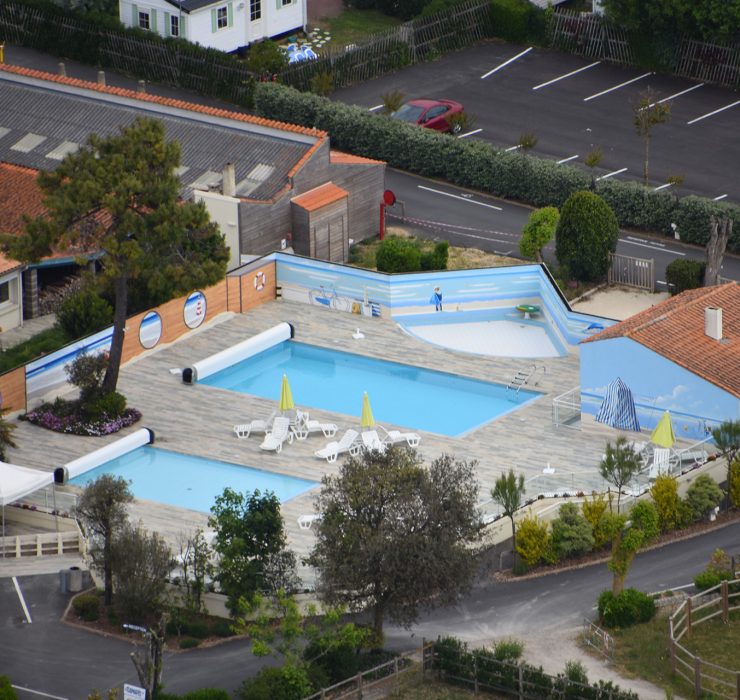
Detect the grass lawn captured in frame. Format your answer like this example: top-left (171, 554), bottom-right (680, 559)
top-left (610, 609), bottom-right (740, 698)
top-left (0, 326), bottom-right (70, 374)
top-left (315, 9), bottom-right (401, 49)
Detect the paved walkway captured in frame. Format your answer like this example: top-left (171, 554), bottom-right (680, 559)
top-left (0, 314), bottom-right (57, 350)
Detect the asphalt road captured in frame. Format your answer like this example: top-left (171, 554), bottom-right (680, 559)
top-left (384, 168), bottom-right (740, 286)
top-left (3, 522), bottom-right (739, 698)
top-left (335, 42), bottom-right (740, 203)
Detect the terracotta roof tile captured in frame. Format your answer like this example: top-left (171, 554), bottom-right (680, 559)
top-left (0, 162), bottom-right (45, 235)
top-left (330, 150), bottom-right (386, 165)
top-left (583, 282), bottom-right (740, 396)
top-left (291, 182), bottom-right (348, 212)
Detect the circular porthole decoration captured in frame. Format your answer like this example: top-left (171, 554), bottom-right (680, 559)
top-left (254, 270), bottom-right (267, 291)
top-left (184, 290), bottom-right (207, 329)
top-left (139, 311), bottom-right (162, 349)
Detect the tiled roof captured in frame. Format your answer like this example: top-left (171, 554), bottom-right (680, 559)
top-left (291, 182), bottom-right (348, 212)
top-left (583, 282), bottom-right (740, 397)
top-left (0, 162), bottom-right (42, 275)
top-left (0, 65), bottom-right (327, 201)
top-left (330, 150), bottom-right (385, 166)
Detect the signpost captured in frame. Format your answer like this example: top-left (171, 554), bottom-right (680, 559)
top-left (123, 683), bottom-right (146, 700)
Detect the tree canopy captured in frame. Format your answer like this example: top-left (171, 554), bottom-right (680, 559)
top-left (598, 437), bottom-right (643, 513)
top-left (519, 206), bottom-right (559, 262)
top-left (3, 117), bottom-right (229, 393)
top-left (309, 446), bottom-right (483, 640)
top-left (555, 190), bottom-right (619, 282)
top-left (490, 469), bottom-right (526, 559)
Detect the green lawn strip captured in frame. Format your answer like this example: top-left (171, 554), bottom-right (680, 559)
top-left (0, 326), bottom-right (70, 375)
top-left (318, 9), bottom-right (402, 49)
top-left (610, 610), bottom-right (740, 698)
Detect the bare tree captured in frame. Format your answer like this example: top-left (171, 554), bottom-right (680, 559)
top-left (633, 87), bottom-right (671, 185)
top-left (129, 614), bottom-right (167, 700)
top-left (704, 216), bottom-right (733, 286)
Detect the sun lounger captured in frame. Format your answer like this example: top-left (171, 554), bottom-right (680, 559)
top-left (378, 425), bottom-right (421, 448)
top-left (233, 410), bottom-right (277, 439)
top-left (360, 430), bottom-right (387, 453)
top-left (314, 429), bottom-right (360, 463)
top-left (298, 514), bottom-right (322, 530)
top-left (291, 410), bottom-right (338, 441)
top-left (259, 416), bottom-right (294, 453)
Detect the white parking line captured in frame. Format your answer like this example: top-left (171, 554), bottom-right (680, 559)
top-left (481, 47), bottom-right (532, 79)
top-left (557, 154), bottom-right (579, 164)
top-left (417, 185), bottom-right (503, 210)
top-left (653, 183), bottom-right (673, 191)
top-left (12, 576), bottom-right (32, 624)
top-left (643, 83), bottom-right (703, 108)
top-left (532, 61), bottom-right (600, 90)
top-left (368, 104), bottom-right (384, 112)
top-left (583, 72), bottom-right (652, 102)
top-left (713, 194), bottom-right (728, 201)
top-left (596, 167), bottom-right (627, 181)
top-left (620, 237), bottom-right (686, 256)
top-left (12, 686), bottom-right (68, 700)
top-left (504, 144), bottom-right (521, 152)
top-left (457, 128), bottom-right (482, 139)
top-left (688, 99), bottom-right (740, 125)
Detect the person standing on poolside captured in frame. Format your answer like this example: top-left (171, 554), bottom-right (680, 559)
top-left (432, 286), bottom-right (443, 312)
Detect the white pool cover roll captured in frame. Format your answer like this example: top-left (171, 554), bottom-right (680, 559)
top-left (182, 322), bottom-right (294, 384)
top-left (55, 427), bottom-right (154, 483)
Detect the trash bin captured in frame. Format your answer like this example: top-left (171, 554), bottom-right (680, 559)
top-left (68, 566), bottom-right (83, 593)
top-left (59, 569), bottom-right (69, 594)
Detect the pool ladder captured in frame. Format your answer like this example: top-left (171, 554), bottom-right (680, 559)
top-left (507, 364), bottom-right (546, 394)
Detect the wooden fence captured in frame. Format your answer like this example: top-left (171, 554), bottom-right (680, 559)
top-left (551, 8), bottom-right (740, 89)
top-left (608, 252), bottom-right (654, 291)
top-left (0, 528), bottom-right (83, 558)
top-left (582, 618), bottom-right (615, 662)
top-left (279, 0), bottom-right (490, 91)
top-left (669, 578), bottom-right (740, 699)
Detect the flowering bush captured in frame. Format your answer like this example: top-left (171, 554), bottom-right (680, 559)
top-left (26, 401), bottom-right (141, 436)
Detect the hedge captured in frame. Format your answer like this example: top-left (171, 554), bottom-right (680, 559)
top-left (254, 82), bottom-right (740, 252)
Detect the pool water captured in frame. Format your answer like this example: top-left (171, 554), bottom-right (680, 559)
top-left (396, 307), bottom-right (568, 358)
top-left (201, 341), bottom-right (540, 436)
top-left (70, 446), bottom-right (318, 512)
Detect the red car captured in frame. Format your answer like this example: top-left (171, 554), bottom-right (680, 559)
top-left (390, 98), bottom-right (465, 134)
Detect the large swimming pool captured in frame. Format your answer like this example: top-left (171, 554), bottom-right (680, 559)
top-left (70, 446), bottom-right (318, 512)
top-left (201, 341), bottom-right (540, 436)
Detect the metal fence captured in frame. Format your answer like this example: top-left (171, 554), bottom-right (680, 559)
top-left (608, 252), bottom-right (654, 291)
top-left (674, 38), bottom-right (740, 88)
top-left (582, 618), bottom-right (615, 662)
top-left (279, 0), bottom-right (490, 91)
top-left (669, 579), bottom-right (740, 699)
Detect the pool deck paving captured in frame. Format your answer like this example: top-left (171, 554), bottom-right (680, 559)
top-left (6, 298), bottom-right (653, 575)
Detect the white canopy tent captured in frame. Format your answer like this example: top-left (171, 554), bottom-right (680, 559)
top-left (0, 461), bottom-right (55, 552)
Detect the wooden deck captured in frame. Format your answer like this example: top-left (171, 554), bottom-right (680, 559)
top-left (8, 299), bottom-right (623, 572)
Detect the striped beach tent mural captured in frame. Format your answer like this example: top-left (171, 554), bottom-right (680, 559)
top-left (595, 377), bottom-right (640, 432)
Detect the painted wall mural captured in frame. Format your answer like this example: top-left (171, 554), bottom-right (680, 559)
top-left (581, 336), bottom-right (739, 442)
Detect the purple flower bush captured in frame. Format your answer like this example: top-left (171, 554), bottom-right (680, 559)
top-left (26, 405), bottom-right (142, 436)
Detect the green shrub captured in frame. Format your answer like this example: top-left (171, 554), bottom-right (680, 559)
top-left (665, 258), bottom-right (705, 295)
top-left (182, 690), bottom-right (230, 700)
top-left (673, 196), bottom-right (740, 249)
top-left (555, 191), bottom-right (619, 282)
top-left (66, 352), bottom-right (108, 404)
top-left (238, 664), bottom-right (313, 700)
top-left (489, 0), bottom-right (537, 43)
top-left (581, 493), bottom-right (611, 548)
top-left (72, 593), bottom-right (100, 621)
top-left (515, 516), bottom-right (551, 569)
top-left (375, 235), bottom-right (422, 272)
top-left (550, 502), bottom-right (594, 560)
top-left (56, 288), bottom-right (113, 341)
top-left (0, 326), bottom-right (71, 374)
top-left (85, 391), bottom-right (127, 420)
top-left (693, 569), bottom-right (732, 591)
top-left (420, 240), bottom-right (449, 270)
top-left (492, 638), bottom-right (524, 661)
top-left (0, 675), bottom-right (18, 700)
top-left (179, 638), bottom-right (201, 649)
top-left (685, 475), bottom-right (723, 520)
top-left (304, 640), bottom-right (360, 684)
top-left (184, 621), bottom-right (210, 639)
top-left (210, 620), bottom-right (235, 637)
top-left (597, 588), bottom-right (656, 628)
top-left (246, 40), bottom-right (288, 77)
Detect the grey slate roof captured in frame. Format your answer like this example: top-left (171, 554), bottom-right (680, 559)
top-left (162, 0), bottom-right (222, 13)
top-left (0, 71), bottom-right (317, 201)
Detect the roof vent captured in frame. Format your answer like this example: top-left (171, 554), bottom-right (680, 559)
top-left (222, 162), bottom-right (236, 198)
top-left (705, 306), bottom-right (722, 341)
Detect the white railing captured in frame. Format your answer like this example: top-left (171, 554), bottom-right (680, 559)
top-left (552, 387), bottom-right (581, 429)
top-left (1, 527), bottom-right (84, 559)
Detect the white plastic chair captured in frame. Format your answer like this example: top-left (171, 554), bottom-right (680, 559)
top-left (378, 425), bottom-right (421, 448)
top-left (292, 410), bottom-right (338, 441)
top-left (259, 416), bottom-right (294, 453)
top-left (360, 430), bottom-right (387, 453)
top-left (314, 429), bottom-right (360, 463)
top-left (233, 410), bottom-right (277, 439)
top-left (298, 514), bottom-right (322, 530)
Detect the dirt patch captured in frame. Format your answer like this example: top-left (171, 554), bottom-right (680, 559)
top-left (307, 0), bottom-right (343, 21)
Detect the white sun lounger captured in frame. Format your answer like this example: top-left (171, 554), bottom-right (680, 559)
top-left (233, 410), bottom-right (277, 439)
top-left (298, 514), bottom-right (322, 530)
top-left (314, 429), bottom-right (360, 463)
top-left (259, 416), bottom-right (294, 453)
top-left (291, 410), bottom-right (338, 441)
top-left (360, 430), bottom-right (387, 453)
top-left (378, 425), bottom-right (421, 447)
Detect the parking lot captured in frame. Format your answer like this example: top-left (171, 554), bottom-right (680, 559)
top-left (335, 42), bottom-right (740, 202)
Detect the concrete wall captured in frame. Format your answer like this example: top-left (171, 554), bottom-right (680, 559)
top-left (329, 161), bottom-right (386, 244)
top-left (581, 336), bottom-right (740, 441)
top-left (193, 190), bottom-right (241, 271)
top-left (0, 270), bottom-right (23, 332)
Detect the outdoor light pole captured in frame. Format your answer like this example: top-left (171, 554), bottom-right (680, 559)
top-left (123, 617), bottom-right (167, 700)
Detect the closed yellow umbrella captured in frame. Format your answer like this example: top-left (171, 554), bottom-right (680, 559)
top-left (278, 374), bottom-right (295, 412)
top-left (651, 411), bottom-right (676, 448)
top-left (360, 391), bottom-right (375, 429)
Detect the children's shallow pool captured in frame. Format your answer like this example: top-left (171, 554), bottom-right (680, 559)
top-left (70, 446), bottom-right (318, 512)
top-left (200, 341), bottom-right (540, 436)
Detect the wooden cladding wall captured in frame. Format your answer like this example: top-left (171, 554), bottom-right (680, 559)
top-left (121, 280), bottom-right (228, 364)
top-left (0, 366), bottom-right (27, 413)
top-left (236, 262), bottom-right (277, 312)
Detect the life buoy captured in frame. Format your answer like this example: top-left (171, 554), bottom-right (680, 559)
top-left (254, 270), bottom-right (267, 291)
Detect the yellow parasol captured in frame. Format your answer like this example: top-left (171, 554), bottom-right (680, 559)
top-left (651, 411), bottom-right (676, 448)
top-left (278, 374), bottom-right (295, 412)
top-left (360, 391), bottom-right (375, 429)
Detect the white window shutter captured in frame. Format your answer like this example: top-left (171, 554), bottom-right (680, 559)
top-left (181, 15), bottom-right (187, 37)
top-left (164, 11), bottom-right (170, 35)
top-left (131, 3), bottom-right (138, 25)
top-left (211, 8), bottom-right (217, 31)
top-left (227, 2), bottom-right (233, 26)
top-left (151, 9), bottom-right (158, 32)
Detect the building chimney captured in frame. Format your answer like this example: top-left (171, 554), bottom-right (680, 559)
top-left (705, 307), bottom-right (723, 340)
top-left (222, 163), bottom-right (236, 198)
